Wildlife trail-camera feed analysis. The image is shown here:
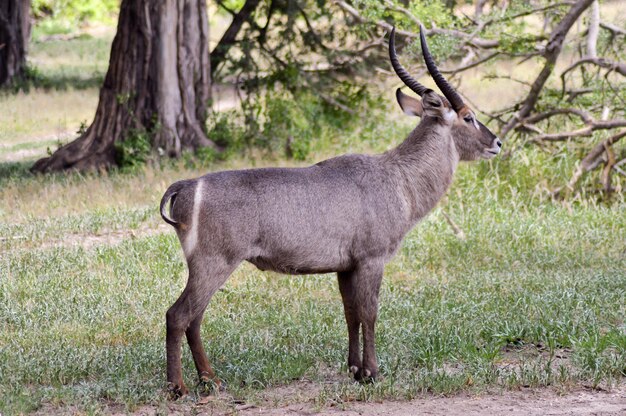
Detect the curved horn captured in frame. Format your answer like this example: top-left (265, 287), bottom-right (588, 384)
top-left (389, 27), bottom-right (429, 97)
top-left (419, 25), bottom-right (465, 112)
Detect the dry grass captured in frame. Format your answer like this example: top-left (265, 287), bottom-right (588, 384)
top-left (0, 89), bottom-right (98, 148)
top-left (0, 27), bottom-right (113, 162)
top-left (0, 157), bottom-right (316, 223)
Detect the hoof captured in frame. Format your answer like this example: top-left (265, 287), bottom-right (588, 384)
top-left (167, 382), bottom-right (189, 400)
top-left (354, 368), bottom-right (377, 383)
top-left (199, 373), bottom-right (226, 392)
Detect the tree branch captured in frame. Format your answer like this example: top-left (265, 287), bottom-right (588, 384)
top-left (258, 0), bottom-right (276, 45)
top-left (295, 3), bottom-right (328, 51)
top-left (333, 0), bottom-right (499, 49)
top-left (565, 129), bottom-right (626, 191)
top-left (500, 0), bottom-right (596, 138)
top-left (439, 52), bottom-right (500, 74)
top-left (522, 108), bottom-right (593, 125)
top-left (210, 0), bottom-right (262, 78)
top-left (561, 57), bottom-right (626, 81)
top-left (565, 87), bottom-right (594, 101)
top-left (215, 0), bottom-right (237, 16)
top-left (600, 22), bottom-right (626, 36)
top-left (530, 119), bottom-right (626, 142)
top-left (481, 2), bottom-right (575, 28)
top-left (440, 210), bottom-right (466, 240)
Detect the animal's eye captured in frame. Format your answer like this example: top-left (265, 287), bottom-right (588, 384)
top-left (463, 115), bottom-right (473, 123)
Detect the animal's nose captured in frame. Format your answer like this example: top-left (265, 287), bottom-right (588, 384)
top-left (496, 139), bottom-right (502, 148)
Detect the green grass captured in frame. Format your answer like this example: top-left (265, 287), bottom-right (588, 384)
top-left (26, 32), bottom-right (112, 90)
top-left (0, 205), bottom-right (158, 251)
top-left (0, 28), bottom-right (111, 164)
top-left (1, 154), bottom-right (624, 414)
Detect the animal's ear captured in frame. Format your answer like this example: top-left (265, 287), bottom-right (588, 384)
top-left (421, 90), bottom-right (456, 122)
top-left (396, 88), bottom-right (423, 117)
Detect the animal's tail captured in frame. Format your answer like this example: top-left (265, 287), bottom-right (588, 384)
top-left (160, 180), bottom-right (190, 227)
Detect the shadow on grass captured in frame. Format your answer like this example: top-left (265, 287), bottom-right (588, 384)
top-left (0, 64), bottom-right (104, 94)
top-left (10, 67), bottom-right (105, 92)
top-left (0, 160), bottom-right (34, 182)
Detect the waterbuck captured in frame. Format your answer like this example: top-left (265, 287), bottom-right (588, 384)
top-left (160, 26), bottom-right (501, 397)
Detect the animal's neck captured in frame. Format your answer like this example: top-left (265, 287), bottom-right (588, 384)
top-left (384, 122), bottom-right (459, 222)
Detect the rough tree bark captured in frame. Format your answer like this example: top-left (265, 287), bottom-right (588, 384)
top-left (0, 0), bottom-right (30, 87)
top-left (31, 0), bottom-right (214, 173)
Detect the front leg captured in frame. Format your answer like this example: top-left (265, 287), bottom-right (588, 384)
top-left (354, 261), bottom-right (384, 381)
top-left (338, 262), bottom-right (384, 382)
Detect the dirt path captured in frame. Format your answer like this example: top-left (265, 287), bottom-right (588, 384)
top-left (117, 385), bottom-right (626, 416)
top-left (1, 223), bottom-right (170, 251)
top-left (40, 223), bottom-right (170, 250)
top-left (246, 388), bottom-right (626, 416)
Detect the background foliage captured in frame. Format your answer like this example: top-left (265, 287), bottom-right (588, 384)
top-left (208, 0), bottom-right (625, 196)
top-left (9, 0), bottom-right (626, 195)
top-left (31, 0), bottom-right (119, 35)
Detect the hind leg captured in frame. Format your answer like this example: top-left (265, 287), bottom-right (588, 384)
top-left (166, 256), bottom-right (238, 398)
top-left (338, 270), bottom-right (362, 376)
top-left (186, 311), bottom-right (222, 389)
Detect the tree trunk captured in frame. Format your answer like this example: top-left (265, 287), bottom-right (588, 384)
top-left (31, 0), bottom-right (214, 173)
top-left (0, 0), bottom-right (30, 87)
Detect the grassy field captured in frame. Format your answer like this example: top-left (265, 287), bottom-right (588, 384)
top-left (1, 23), bottom-right (625, 416)
top-left (1, 152), bottom-right (625, 415)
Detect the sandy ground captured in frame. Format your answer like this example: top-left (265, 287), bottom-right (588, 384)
top-left (246, 389), bottom-right (626, 416)
top-left (113, 385), bottom-right (626, 416)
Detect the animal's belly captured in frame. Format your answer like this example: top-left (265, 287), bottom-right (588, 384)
top-left (247, 253), bottom-right (352, 275)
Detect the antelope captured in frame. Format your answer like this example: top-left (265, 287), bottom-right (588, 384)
top-left (160, 26), bottom-right (501, 398)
